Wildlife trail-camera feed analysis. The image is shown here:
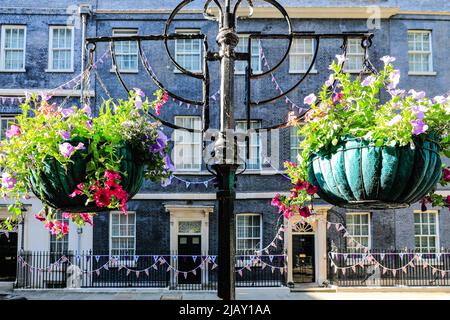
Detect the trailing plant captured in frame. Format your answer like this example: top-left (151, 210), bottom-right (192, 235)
top-left (0, 88), bottom-right (172, 237)
top-left (273, 56), bottom-right (450, 217)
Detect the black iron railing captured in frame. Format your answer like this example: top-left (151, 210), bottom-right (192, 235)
top-left (328, 248), bottom-right (450, 287)
top-left (15, 251), bottom-right (286, 290)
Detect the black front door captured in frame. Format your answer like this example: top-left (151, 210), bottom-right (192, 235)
top-left (292, 234), bottom-right (315, 283)
top-left (0, 232), bottom-right (18, 281)
top-left (178, 235), bottom-right (201, 284)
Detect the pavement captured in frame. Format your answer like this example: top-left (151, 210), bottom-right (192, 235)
top-left (4, 287), bottom-right (450, 300)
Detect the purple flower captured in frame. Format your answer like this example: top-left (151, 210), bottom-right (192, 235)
top-left (409, 89), bottom-right (426, 100)
top-left (86, 120), bottom-right (93, 130)
top-left (39, 92), bottom-right (52, 102)
top-left (389, 89), bottom-right (405, 97)
top-left (59, 130), bottom-right (71, 140)
top-left (411, 105), bottom-right (428, 119)
top-left (304, 93), bottom-right (317, 105)
top-left (386, 114), bottom-right (402, 127)
top-left (361, 75), bottom-right (376, 87)
top-left (324, 74), bottom-right (335, 87)
top-left (411, 119), bottom-right (429, 135)
top-left (133, 88), bottom-right (145, 97)
top-left (161, 176), bottom-right (173, 187)
top-left (59, 143), bottom-right (75, 158)
top-left (163, 154), bottom-right (175, 171)
top-left (387, 70), bottom-right (401, 89)
top-left (380, 55), bottom-right (396, 65)
top-left (1, 172), bottom-right (16, 189)
top-left (433, 96), bottom-right (448, 104)
top-left (5, 125), bottom-right (21, 138)
top-left (76, 142), bottom-right (85, 150)
top-left (335, 54), bottom-right (347, 65)
top-left (149, 130), bottom-right (168, 156)
top-left (135, 96), bottom-right (143, 109)
top-left (61, 107), bottom-right (75, 118)
top-left (81, 105), bottom-right (92, 115)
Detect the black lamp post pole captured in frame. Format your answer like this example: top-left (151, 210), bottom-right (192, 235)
top-left (212, 0), bottom-right (239, 301)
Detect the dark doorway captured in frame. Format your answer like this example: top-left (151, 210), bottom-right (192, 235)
top-left (178, 235), bottom-right (201, 284)
top-left (0, 232), bottom-right (18, 281)
top-left (292, 234), bottom-right (315, 283)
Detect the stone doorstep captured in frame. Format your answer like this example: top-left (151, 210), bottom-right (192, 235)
top-left (290, 285), bottom-right (338, 293)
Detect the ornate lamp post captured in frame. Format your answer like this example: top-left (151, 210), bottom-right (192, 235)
top-left (86, 0), bottom-right (373, 300)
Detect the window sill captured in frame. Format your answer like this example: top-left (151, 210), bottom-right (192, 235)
top-left (289, 69), bottom-right (318, 74)
top-left (0, 69), bottom-right (26, 73)
top-left (45, 69), bottom-right (74, 73)
top-left (235, 71), bottom-right (263, 75)
top-left (110, 68), bottom-right (139, 74)
top-left (408, 71), bottom-right (437, 76)
top-left (173, 69), bottom-right (203, 74)
top-left (172, 169), bottom-right (280, 175)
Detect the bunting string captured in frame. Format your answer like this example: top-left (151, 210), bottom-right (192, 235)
top-left (17, 254), bottom-right (287, 277)
top-left (0, 49), bottom-right (110, 105)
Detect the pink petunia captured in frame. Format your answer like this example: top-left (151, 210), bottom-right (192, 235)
top-left (5, 125), bottom-right (21, 138)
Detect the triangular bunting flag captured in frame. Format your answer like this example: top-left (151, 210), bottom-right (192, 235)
top-left (192, 269), bottom-right (196, 276)
top-left (211, 264), bottom-right (218, 270)
top-left (351, 266), bottom-right (356, 273)
top-left (343, 232), bottom-right (349, 238)
top-left (245, 265), bottom-right (252, 272)
top-left (153, 255), bottom-right (159, 263)
top-left (343, 254), bottom-right (348, 261)
top-left (95, 255), bottom-right (100, 262)
top-left (152, 264), bottom-right (158, 270)
top-left (399, 253), bottom-right (404, 260)
top-left (335, 223), bottom-right (341, 231)
top-left (183, 272), bottom-right (187, 279)
top-left (166, 266), bottom-right (172, 272)
top-left (271, 267), bottom-right (275, 274)
top-left (145, 269), bottom-right (149, 276)
top-left (432, 268), bottom-right (437, 275)
top-left (261, 263), bottom-right (266, 270)
top-left (118, 265), bottom-right (123, 271)
top-left (134, 255), bottom-right (139, 263)
top-left (269, 255), bottom-right (274, 262)
top-left (104, 264), bottom-right (109, 271)
top-left (423, 262), bottom-right (429, 269)
top-left (192, 256), bottom-right (198, 263)
top-left (327, 222), bottom-right (331, 230)
top-left (270, 242), bottom-right (277, 248)
top-left (392, 269), bottom-right (397, 276)
top-left (210, 256), bottom-right (217, 263)
top-left (380, 253), bottom-right (385, 261)
top-left (136, 271), bottom-right (140, 278)
top-left (264, 248), bottom-right (270, 254)
top-left (238, 270), bottom-right (243, 277)
top-left (280, 268), bottom-right (284, 275)
top-left (383, 267), bottom-right (388, 274)
top-left (203, 181), bottom-right (209, 188)
top-left (402, 266), bottom-right (407, 273)
top-left (126, 269), bottom-right (131, 276)
top-left (96, 270), bottom-right (100, 276)
top-left (441, 271), bottom-right (446, 278)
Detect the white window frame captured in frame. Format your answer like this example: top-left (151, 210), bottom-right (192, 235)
top-left (174, 116), bottom-right (202, 172)
top-left (46, 26), bottom-right (74, 72)
top-left (236, 120), bottom-right (262, 171)
top-left (414, 210), bottom-right (439, 253)
top-left (289, 38), bottom-right (317, 74)
top-left (346, 212), bottom-right (371, 252)
top-left (236, 213), bottom-right (262, 266)
top-left (0, 115), bottom-right (18, 141)
top-left (0, 25), bottom-right (26, 72)
top-left (235, 34), bottom-right (262, 75)
top-left (343, 38), bottom-right (365, 74)
top-left (110, 29), bottom-right (139, 73)
top-left (174, 29), bottom-right (202, 73)
top-left (290, 126), bottom-right (302, 164)
top-left (408, 30), bottom-right (436, 76)
top-left (109, 211), bottom-right (137, 266)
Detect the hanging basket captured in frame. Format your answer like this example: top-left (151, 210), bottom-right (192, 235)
top-left (29, 142), bottom-right (145, 213)
top-left (308, 136), bottom-right (442, 210)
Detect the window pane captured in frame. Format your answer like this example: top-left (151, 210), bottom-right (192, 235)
top-left (175, 31), bottom-right (202, 72)
top-left (174, 116), bottom-right (202, 170)
top-left (112, 30), bottom-right (138, 71)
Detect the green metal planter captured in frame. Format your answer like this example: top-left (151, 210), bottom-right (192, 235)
top-left (29, 142), bottom-right (145, 213)
top-left (308, 137), bottom-right (442, 210)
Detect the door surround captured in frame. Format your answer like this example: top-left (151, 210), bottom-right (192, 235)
top-left (286, 206), bottom-right (330, 285)
top-left (165, 204), bottom-right (214, 255)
